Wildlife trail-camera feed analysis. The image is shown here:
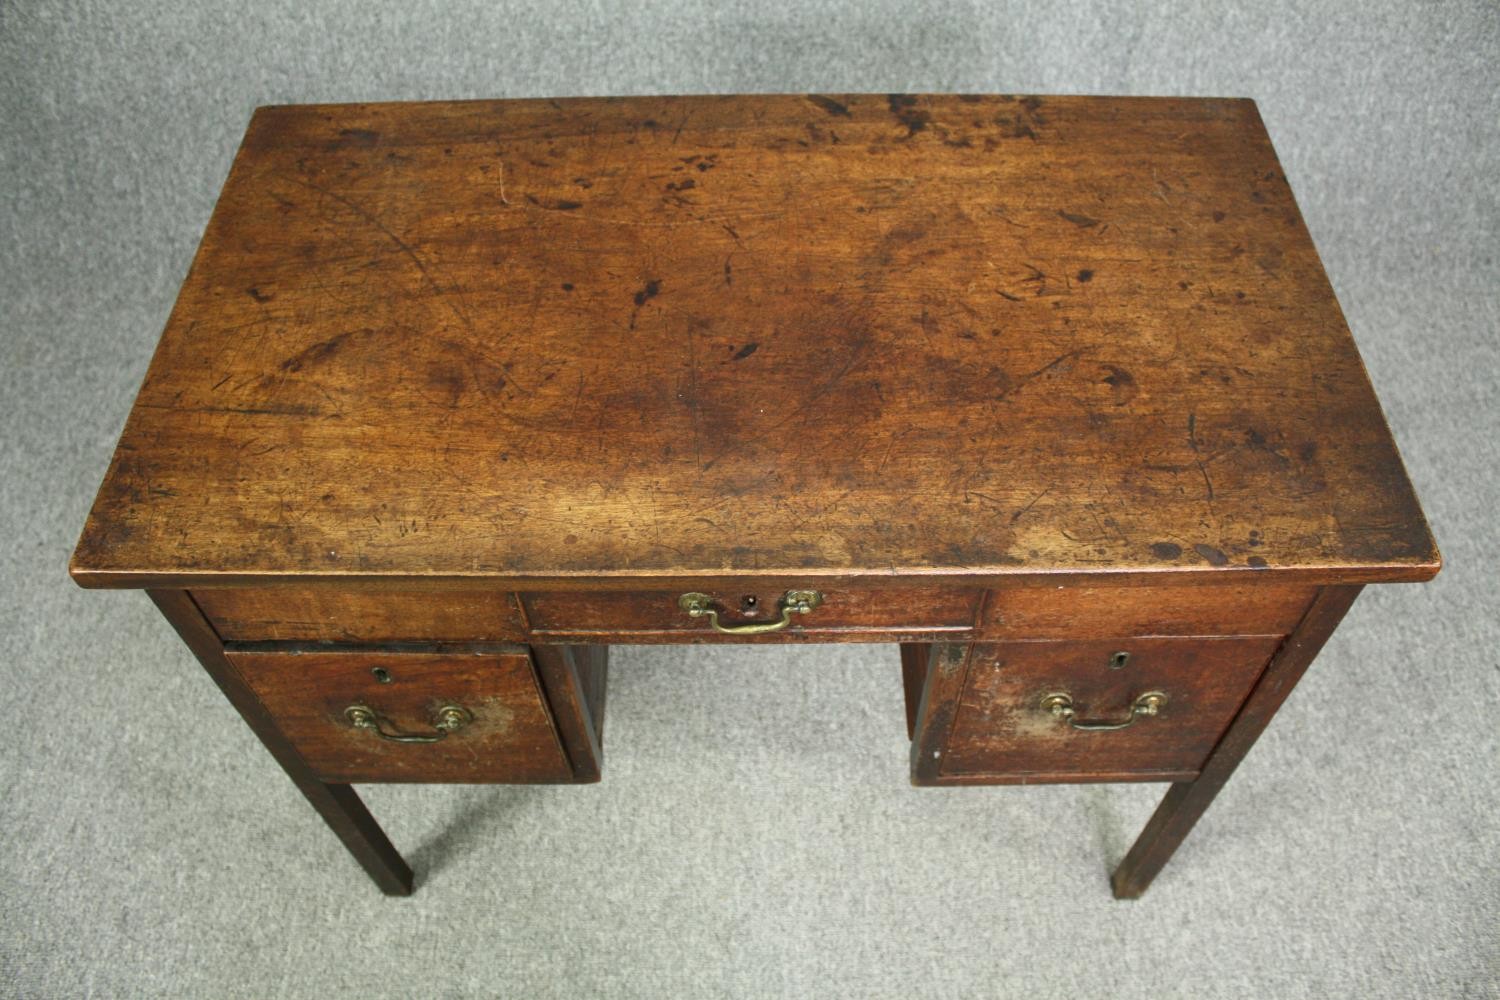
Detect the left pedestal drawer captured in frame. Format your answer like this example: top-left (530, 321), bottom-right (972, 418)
top-left (224, 648), bottom-right (573, 784)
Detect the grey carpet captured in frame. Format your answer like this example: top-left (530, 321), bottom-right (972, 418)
top-left (2, 1), bottom-right (1497, 997)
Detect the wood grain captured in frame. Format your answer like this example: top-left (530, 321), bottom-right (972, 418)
top-left (938, 635), bottom-right (1283, 781)
top-left (910, 642), bottom-right (971, 784)
top-left (225, 648), bottom-right (574, 783)
top-left (194, 587), bottom-right (526, 641)
top-left (980, 581), bottom-right (1315, 639)
top-left (900, 642), bottom-right (932, 739)
top-left (530, 643), bottom-right (608, 781)
top-left (71, 94), bottom-right (1438, 588)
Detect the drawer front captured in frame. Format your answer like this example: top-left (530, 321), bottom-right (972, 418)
top-left (981, 583), bottom-right (1315, 639)
top-left (938, 636), bottom-right (1283, 782)
top-left (522, 586), bottom-right (982, 639)
top-left (195, 588), bottom-right (526, 642)
top-left (226, 648), bottom-right (572, 783)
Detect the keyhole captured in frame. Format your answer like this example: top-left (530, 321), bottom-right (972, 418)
top-left (740, 595), bottom-right (758, 613)
top-left (371, 667), bottom-right (393, 684)
top-left (1109, 651), bottom-right (1130, 670)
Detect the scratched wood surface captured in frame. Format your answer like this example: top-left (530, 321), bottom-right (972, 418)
top-left (71, 94), bottom-right (1437, 585)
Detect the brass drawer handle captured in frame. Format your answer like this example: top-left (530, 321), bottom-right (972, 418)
top-left (1040, 691), bottom-right (1167, 731)
top-left (343, 704), bottom-right (472, 743)
top-left (678, 590), bottom-right (823, 635)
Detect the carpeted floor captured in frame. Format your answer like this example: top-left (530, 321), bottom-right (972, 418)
top-left (2, 2), bottom-right (1496, 997)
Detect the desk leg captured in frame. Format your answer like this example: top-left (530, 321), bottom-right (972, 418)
top-left (146, 590), bottom-right (414, 896)
top-left (1110, 585), bottom-right (1362, 899)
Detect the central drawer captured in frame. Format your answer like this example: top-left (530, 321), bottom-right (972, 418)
top-left (521, 585), bottom-right (983, 640)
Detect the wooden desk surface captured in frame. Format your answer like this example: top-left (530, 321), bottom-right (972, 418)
top-left (71, 94), bottom-right (1436, 587)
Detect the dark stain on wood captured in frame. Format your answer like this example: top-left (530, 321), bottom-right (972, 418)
top-left (807, 94), bottom-right (852, 118)
top-left (525, 194), bottom-right (583, 211)
top-left (887, 94), bottom-right (932, 137)
top-left (1100, 364), bottom-right (1136, 405)
top-left (280, 331), bottom-right (355, 373)
top-left (1194, 543), bottom-right (1230, 566)
top-left (633, 279), bottom-right (661, 307)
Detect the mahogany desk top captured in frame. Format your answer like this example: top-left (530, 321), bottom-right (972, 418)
top-left (71, 94), bottom-right (1436, 589)
top-left (71, 95), bottom-right (1437, 898)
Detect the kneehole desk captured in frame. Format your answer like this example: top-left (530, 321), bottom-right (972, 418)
top-left (71, 94), bottom-right (1439, 898)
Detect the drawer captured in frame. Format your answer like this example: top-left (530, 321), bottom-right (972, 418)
top-left (521, 585), bottom-right (982, 639)
top-left (225, 648), bottom-right (573, 783)
top-left (935, 636), bottom-right (1283, 783)
top-left (195, 588), bottom-right (526, 642)
top-left (980, 583), bottom-right (1315, 639)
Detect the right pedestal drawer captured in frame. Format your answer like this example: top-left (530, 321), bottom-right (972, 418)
top-left (935, 636), bottom-right (1285, 784)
